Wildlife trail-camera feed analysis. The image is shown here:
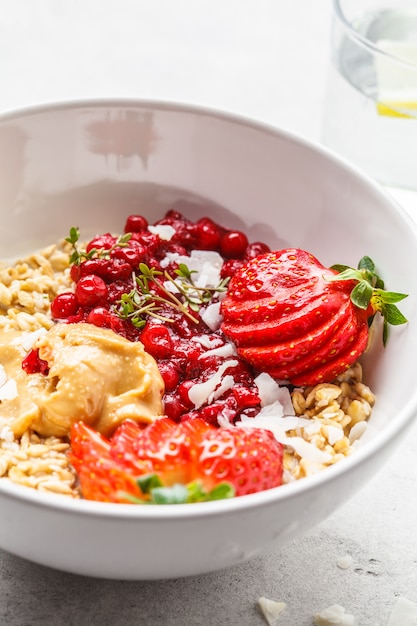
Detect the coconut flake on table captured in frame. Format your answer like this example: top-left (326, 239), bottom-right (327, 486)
top-left (148, 224), bottom-right (176, 241)
top-left (314, 604), bottom-right (355, 626)
top-left (387, 597), bottom-right (417, 626)
top-left (258, 597), bottom-right (286, 625)
top-left (337, 554), bottom-right (353, 570)
top-left (188, 359), bottom-right (239, 409)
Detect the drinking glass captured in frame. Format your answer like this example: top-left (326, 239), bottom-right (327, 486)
top-left (322, 0), bottom-right (417, 189)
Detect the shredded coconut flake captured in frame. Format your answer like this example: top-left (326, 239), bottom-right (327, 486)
top-left (314, 604), bottom-right (355, 626)
top-left (387, 597), bottom-right (417, 626)
top-left (0, 378), bottom-right (18, 401)
top-left (254, 373), bottom-right (294, 415)
top-left (258, 597), bottom-right (286, 625)
top-left (148, 224), bottom-right (176, 240)
top-left (191, 335), bottom-right (223, 349)
top-left (208, 374), bottom-right (235, 404)
top-left (0, 364), bottom-right (7, 387)
top-left (18, 327), bottom-right (48, 351)
top-left (188, 359), bottom-right (238, 409)
top-left (349, 421), bottom-right (367, 443)
top-left (199, 342), bottom-right (237, 359)
top-left (327, 425), bottom-right (344, 445)
top-left (337, 554), bottom-right (353, 569)
top-left (200, 301), bottom-right (222, 331)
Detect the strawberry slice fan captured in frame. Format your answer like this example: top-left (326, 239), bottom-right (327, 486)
top-left (220, 248), bottom-right (408, 387)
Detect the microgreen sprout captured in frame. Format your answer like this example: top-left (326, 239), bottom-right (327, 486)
top-left (66, 226), bottom-right (131, 265)
top-left (115, 262), bottom-right (229, 328)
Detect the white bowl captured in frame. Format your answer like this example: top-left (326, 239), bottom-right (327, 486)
top-left (0, 99), bottom-right (416, 580)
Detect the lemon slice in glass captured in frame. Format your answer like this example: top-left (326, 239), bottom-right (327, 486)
top-left (375, 40), bottom-right (417, 118)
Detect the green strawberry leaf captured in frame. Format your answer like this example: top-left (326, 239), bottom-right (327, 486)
top-left (150, 484), bottom-right (189, 504)
top-left (350, 280), bottom-right (373, 309)
top-left (206, 482), bottom-right (235, 501)
top-left (328, 267), bottom-right (362, 282)
top-left (328, 256), bottom-right (408, 336)
top-left (373, 289), bottom-right (408, 304)
top-left (137, 473), bottom-right (163, 493)
top-left (124, 477), bottom-right (236, 505)
top-left (358, 255), bottom-right (375, 272)
top-left (381, 303), bottom-right (408, 325)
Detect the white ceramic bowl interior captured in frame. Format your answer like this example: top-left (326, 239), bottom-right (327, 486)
top-left (0, 99), bottom-right (416, 580)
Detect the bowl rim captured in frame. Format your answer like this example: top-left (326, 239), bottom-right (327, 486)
top-left (0, 96), bottom-right (416, 519)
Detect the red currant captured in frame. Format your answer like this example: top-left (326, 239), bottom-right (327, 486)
top-left (244, 241), bottom-right (271, 260)
top-left (177, 380), bottom-right (195, 408)
top-left (50, 292), bottom-right (79, 319)
top-left (86, 306), bottom-right (111, 328)
top-left (163, 394), bottom-right (186, 422)
top-left (21, 349), bottom-right (49, 375)
top-left (140, 324), bottom-right (173, 360)
top-left (157, 362), bottom-right (180, 392)
top-left (110, 243), bottom-right (145, 268)
top-left (124, 215), bottom-right (148, 233)
top-left (220, 230), bottom-right (249, 259)
top-left (220, 258), bottom-right (245, 279)
top-left (74, 258), bottom-right (112, 281)
top-left (195, 217), bottom-right (221, 250)
top-left (75, 275), bottom-right (108, 308)
top-left (86, 233), bottom-right (116, 253)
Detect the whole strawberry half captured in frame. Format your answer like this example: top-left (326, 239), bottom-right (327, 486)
top-left (69, 417), bottom-right (284, 504)
top-left (220, 249), bottom-right (408, 386)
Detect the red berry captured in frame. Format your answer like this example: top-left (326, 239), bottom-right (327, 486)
top-left (157, 362), bottom-right (180, 392)
top-left (124, 215), bottom-right (148, 233)
top-left (86, 306), bottom-right (111, 328)
top-left (140, 324), bottom-right (173, 359)
top-left (50, 292), bottom-right (79, 319)
top-left (21, 348), bottom-right (49, 375)
top-left (195, 217), bottom-right (221, 250)
top-left (75, 275), bottom-right (108, 308)
top-left (177, 380), bottom-right (195, 408)
top-left (163, 395), bottom-right (186, 421)
top-left (220, 231), bottom-right (249, 259)
top-left (220, 258), bottom-right (245, 279)
top-left (244, 241), bottom-right (271, 260)
top-left (76, 258), bottom-right (112, 280)
top-left (110, 243), bottom-right (145, 268)
top-left (86, 233), bottom-right (116, 253)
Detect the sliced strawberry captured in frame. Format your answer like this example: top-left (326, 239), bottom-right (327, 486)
top-left (190, 423), bottom-right (283, 497)
top-left (289, 321), bottom-right (369, 386)
top-left (129, 417), bottom-right (209, 486)
top-left (222, 295), bottom-right (352, 347)
top-left (69, 421), bottom-right (144, 503)
top-left (221, 249), bottom-right (405, 386)
top-left (239, 300), bottom-right (367, 380)
top-left (69, 418), bottom-right (284, 503)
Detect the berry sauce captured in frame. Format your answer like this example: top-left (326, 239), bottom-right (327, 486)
top-left (45, 209), bottom-right (271, 427)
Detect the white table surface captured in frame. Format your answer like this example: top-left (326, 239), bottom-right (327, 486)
top-left (0, 1), bottom-right (416, 624)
